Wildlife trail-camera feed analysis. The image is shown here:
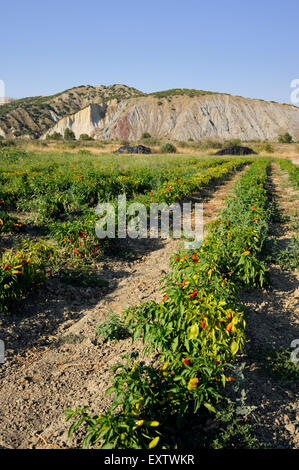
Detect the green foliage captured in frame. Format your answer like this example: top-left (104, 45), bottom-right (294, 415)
top-left (266, 236), bottom-right (299, 270)
top-left (150, 88), bottom-right (221, 99)
top-left (178, 139), bottom-right (223, 151)
top-left (211, 414), bottom-right (259, 449)
top-left (0, 240), bottom-right (57, 313)
top-left (0, 211), bottom-right (24, 233)
top-left (255, 142), bottom-right (274, 154)
top-left (265, 348), bottom-right (299, 384)
top-left (0, 147), bottom-right (27, 163)
top-left (79, 133), bottom-right (93, 141)
top-left (160, 142), bottom-right (177, 153)
top-left (96, 312), bottom-right (129, 342)
top-left (65, 159), bottom-right (272, 448)
top-left (278, 132), bottom-right (293, 143)
top-left (278, 158), bottom-right (299, 188)
top-left (223, 139), bottom-right (242, 148)
top-left (64, 128), bottom-right (76, 141)
top-left (248, 347), bottom-right (299, 385)
top-left (141, 132), bottom-right (151, 139)
top-left (46, 131), bottom-right (63, 140)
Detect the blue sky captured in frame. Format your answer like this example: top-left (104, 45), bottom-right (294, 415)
top-left (1, 0), bottom-right (298, 103)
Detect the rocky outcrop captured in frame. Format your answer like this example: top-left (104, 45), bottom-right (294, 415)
top-left (46, 104), bottom-right (107, 139)
top-left (43, 92), bottom-right (299, 142)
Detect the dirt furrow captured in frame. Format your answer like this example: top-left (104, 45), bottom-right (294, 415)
top-left (238, 163), bottom-right (299, 448)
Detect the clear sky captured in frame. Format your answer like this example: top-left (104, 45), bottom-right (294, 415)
top-left (1, 0), bottom-right (298, 103)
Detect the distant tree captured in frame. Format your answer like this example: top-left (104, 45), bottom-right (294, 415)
top-left (278, 132), bottom-right (293, 143)
top-left (160, 142), bottom-right (177, 153)
top-left (141, 132), bottom-right (151, 139)
top-left (64, 128), bottom-right (76, 140)
top-left (79, 133), bottom-right (93, 141)
top-left (262, 142), bottom-right (274, 153)
top-left (46, 131), bottom-right (63, 140)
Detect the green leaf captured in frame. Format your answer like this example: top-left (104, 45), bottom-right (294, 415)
top-left (188, 323), bottom-right (199, 340)
top-left (171, 336), bottom-right (179, 352)
top-left (148, 436), bottom-right (160, 449)
top-left (204, 402), bottom-right (216, 413)
top-left (231, 341), bottom-right (238, 355)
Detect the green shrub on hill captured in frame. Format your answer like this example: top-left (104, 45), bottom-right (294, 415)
top-left (160, 142), bottom-right (177, 153)
top-left (278, 132), bottom-right (293, 143)
top-left (64, 128), bottom-right (76, 140)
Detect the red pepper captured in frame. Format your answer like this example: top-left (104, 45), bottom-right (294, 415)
top-left (189, 291), bottom-right (198, 298)
top-left (182, 357), bottom-right (190, 365)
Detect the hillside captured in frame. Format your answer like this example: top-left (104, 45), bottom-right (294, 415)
top-left (1, 85), bottom-right (299, 141)
top-left (0, 84), bottom-right (143, 138)
top-left (45, 91), bottom-right (299, 142)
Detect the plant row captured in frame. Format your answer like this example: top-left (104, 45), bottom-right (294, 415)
top-left (65, 158), bottom-right (271, 449)
top-left (277, 158), bottom-right (299, 188)
top-left (45, 159), bottom-right (249, 258)
top-left (0, 159), bottom-right (248, 313)
top-left (0, 240), bottom-right (57, 313)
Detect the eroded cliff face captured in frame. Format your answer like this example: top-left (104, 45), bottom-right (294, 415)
top-left (46, 103), bottom-right (108, 138)
top-left (44, 93), bottom-right (299, 141)
top-left (0, 84), bottom-right (143, 138)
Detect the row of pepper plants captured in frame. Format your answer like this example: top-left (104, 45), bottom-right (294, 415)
top-left (65, 158), bottom-right (271, 449)
top-left (0, 240), bottom-right (57, 313)
top-left (51, 158), bottom-right (249, 257)
top-left (0, 156), bottom-right (248, 313)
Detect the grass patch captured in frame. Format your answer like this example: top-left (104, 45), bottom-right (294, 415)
top-left (247, 347), bottom-right (299, 385)
top-left (56, 266), bottom-right (109, 288)
top-left (96, 311), bottom-right (130, 342)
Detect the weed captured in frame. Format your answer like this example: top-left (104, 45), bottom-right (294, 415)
top-left (96, 311), bottom-right (129, 342)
